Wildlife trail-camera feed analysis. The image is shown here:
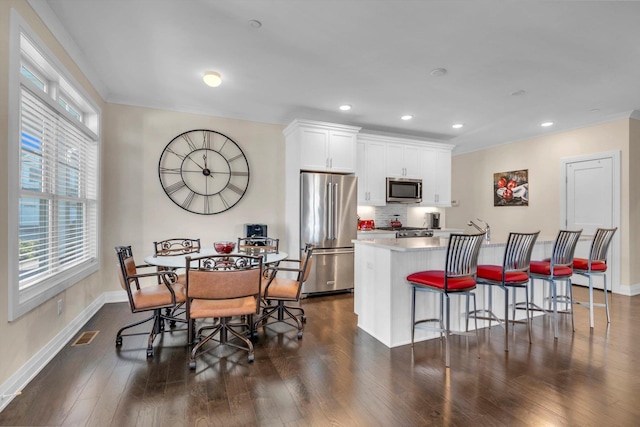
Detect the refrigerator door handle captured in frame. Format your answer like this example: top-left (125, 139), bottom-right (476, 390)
top-left (326, 182), bottom-right (333, 240)
top-left (332, 183), bottom-right (338, 240)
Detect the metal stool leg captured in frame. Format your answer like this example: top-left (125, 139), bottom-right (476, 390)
top-left (603, 274), bottom-right (611, 324)
top-left (444, 293), bottom-right (451, 368)
top-left (411, 286), bottom-right (416, 346)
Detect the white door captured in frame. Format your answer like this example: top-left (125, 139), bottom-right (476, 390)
top-left (566, 158), bottom-right (612, 235)
top-left (562, 152), bottom-right (620, 292)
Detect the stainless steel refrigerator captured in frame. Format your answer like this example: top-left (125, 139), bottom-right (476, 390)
top-left (300, 172), bottom-right (357, 295)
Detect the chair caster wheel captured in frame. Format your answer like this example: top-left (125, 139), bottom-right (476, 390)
top-left (189, 361), bottom-right (196, 370)
top-left (146, 349), bottom-right (153, 358)
top-left (116, 337), bottom-right (122, 346)
top-left (301, 316), bottom-right (307, 323)
top-left (297, 332), bottom-right (303, 339)
top-left (248, 354), bottom-right (254, 363)
top-left (169, 320), bottom-right (176, 328)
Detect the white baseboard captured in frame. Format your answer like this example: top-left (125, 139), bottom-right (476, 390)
top-left (0, 290), bottom-right (127, 412)
top-left (617, 283), bottom-right (640, 296)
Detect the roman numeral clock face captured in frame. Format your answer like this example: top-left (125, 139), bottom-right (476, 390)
top-left (158, 129), bottom-right (250, 214)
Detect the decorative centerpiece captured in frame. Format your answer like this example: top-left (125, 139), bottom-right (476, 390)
top-left (214, 241), bottom-right (235, 254)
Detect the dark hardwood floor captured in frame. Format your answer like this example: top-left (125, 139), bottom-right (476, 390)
top-left (1, 286), bottom-right (639, 426)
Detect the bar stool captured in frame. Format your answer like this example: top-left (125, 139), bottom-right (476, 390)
top-left (472, 231), bottom-right (539, 352)
top-left (572, 227), bottom-right (617, 328)
top-left (406, 232), bottom-right (485, 368)
top-left (516, 229), bottom-right (582, 339)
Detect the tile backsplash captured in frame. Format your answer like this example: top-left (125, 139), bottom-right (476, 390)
top-left (374, 205), bottom-right (408, 228)
top-left (357, 205), bottom-right (444, 229)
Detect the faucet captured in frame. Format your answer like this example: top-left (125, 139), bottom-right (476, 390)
top-left (468, 218), bottom-right (490, 241)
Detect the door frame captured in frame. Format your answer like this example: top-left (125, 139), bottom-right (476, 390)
top-left (560, 150), bottom-right (621, 294)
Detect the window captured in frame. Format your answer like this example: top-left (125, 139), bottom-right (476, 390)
top-left (8, 12), bottom-right (100, 321)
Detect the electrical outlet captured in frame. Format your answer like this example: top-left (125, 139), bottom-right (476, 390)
top-left (451, 200), bottom-right (460, 207)
top-left (57, 299), bottom-right (63, 316)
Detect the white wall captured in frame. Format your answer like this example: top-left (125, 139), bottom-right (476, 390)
top-left (0, 0), bottom-right (107, 389)
top-left (101, 104), bottom-right (286, 292)
top-left (446, 118), bottom-right (632, 287)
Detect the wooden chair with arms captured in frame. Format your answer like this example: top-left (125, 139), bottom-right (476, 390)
top-left (114, 245), bottom-right (187, 357)
top-left (153, 238), bottom-right (200, 319)
top-left (185, 254), bottom-right (263, 370)
top-left (237, 236), bottom-right (279, 254)
top-left (254, 243), bottom-right (314, 339)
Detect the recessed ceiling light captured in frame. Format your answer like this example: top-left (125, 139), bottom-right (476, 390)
top-left (430, 68), bottom-right (448, 77)
top-left (541, 121), bottom-right (554, 127)
top-left (452, 123), bottom-right (464, 129)
top-left (339, 104), bottom-right (352, 111)
top-left (590, 108), bottom-right (601, 113)
top-left (401, 115), bottom-right (413, 121)
top-left (248, 19), bottom-right (262, 28)
top-left (203, 71), bottom-right (222, 87)
top-left (511, 89), bottom-right (527, 96)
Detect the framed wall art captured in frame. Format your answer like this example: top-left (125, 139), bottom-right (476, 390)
top-left (493, 169), bottom-right (528, 206)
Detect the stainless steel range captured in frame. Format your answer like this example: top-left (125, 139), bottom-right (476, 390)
top-left (375, 226), bottom-right (434, 238)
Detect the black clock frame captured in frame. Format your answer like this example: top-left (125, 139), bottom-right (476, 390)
top-left (158, 129), bottom-right (250, 215)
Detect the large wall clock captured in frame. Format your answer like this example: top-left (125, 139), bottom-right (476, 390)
top-left (158, 129), bottom-right (250, 214)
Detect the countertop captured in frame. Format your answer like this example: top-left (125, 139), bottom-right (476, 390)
top-left (356, 227), bottom-right (463, 235)
top-left (353, 234), bottom-right (578, 252)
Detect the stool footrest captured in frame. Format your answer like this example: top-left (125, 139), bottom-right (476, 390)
top-left (514, 301), bottom-right (572, 315)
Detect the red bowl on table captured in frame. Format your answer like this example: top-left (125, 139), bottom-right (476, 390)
top-left (214, 241), bottom-right (235, 254)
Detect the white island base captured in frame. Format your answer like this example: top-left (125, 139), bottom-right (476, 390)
top-left (353, 236), bottom-right (562, 348)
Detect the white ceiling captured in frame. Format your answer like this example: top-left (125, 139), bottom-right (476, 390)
top-left (32, 0), bottom-right (640, 154)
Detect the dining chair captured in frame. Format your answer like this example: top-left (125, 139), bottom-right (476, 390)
top-left (406, 232), bottom-right (485, 368)
top-left (114, 245), bottom-right (187, 357)
top-left (237, 236), bottom-right (279, 254)
top-left (516, 229), bottom-right (582, 339)
top-left (471, 231), bottom-right (539, 351)
top-left (185, 254), bottom-right (263, 369)
top-left (572, 227), bottom-right (617, 328)
top-left (153, 238), bottom-right (200, 318)
top-left (254, 243), bottom-right (314, 339)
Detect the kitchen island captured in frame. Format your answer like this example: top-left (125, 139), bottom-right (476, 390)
top-left (353, 235), bottom-right (568, 348)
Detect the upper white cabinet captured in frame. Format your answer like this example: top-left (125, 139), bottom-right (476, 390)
top-left (355, 133), bottom-right (453, 207)
top-left (284, 119), bottom-right (361, 173)
top-left (356, 136), bottom-right (386, 206)
top-left (386, 143), bottom-right (424, 179)
top-left (421, 147), bottom-right (452, 206)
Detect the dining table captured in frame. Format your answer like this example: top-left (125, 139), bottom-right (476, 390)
top-left (143, 246), bottom-right (288, 269)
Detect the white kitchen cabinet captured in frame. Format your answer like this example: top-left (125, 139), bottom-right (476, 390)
top-left (284, 119), bottom-right (362, 258)
top-left (356, 137), bottom-right (386, 206)
top-left (433, 149), bottom-right (452, 206)
top-left (285, 119), bottom-right (360, 173)
top-left (421, 148), bottom-right (452, 207)
top-left (386, 143), bottom-right (423, 179)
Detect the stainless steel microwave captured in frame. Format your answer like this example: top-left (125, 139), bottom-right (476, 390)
top-left (386, 177), bottom-right (422, 203)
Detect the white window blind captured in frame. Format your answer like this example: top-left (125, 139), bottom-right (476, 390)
top-left (18, 87), bottom-right (98, 290)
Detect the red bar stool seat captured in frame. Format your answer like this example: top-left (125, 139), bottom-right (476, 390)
top-left (406, 232), bottom-right (485, 368)
top-left (471, 231), bottom-right (539, 352)
top-left (515, 229), bottom-right (582, 339)
top-left (572, 227), bottom-right (617, 328)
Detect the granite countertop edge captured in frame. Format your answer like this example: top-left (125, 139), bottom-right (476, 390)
top-left (352, 235), bottom-right (586, 252)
